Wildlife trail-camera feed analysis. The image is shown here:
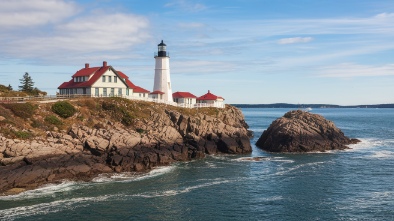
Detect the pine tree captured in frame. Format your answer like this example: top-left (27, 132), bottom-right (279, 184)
top-left (7, 84), bottom-right (13, 91)
top-left (19, 72), bottom-right (34, 93)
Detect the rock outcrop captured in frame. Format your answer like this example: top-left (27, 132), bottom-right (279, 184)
top-left (0, 101), bottom-right (251, 194)
top-left (256, 110), bottom-right (360, 152)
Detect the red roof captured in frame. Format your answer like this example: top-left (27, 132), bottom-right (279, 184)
top-left (72, 67), bottom-right (100, 77)
top-left (173, 91), bottom-right (197, 98)
top-left (58, 62), bottom-right (150, 93)
top-left (197, 90), bottom-right (225, 101)
top-left (150, 90), bottom-right (165, 95)
top-left (133, 86), bottom-right (150, 93)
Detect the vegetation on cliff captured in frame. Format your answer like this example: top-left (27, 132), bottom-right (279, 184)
top-left (0, 98), bottom-right (251, 195)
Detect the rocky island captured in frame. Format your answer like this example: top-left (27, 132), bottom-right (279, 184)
top-left (0, 98), bottom-right (252, 195)
top-left (256, 110), bottom-right (360, 152)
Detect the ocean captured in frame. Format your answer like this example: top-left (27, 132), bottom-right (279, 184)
top-left (1, 108), bottom-right (393, 221)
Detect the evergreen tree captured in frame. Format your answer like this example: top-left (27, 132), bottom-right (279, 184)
top-left (19, 72), bottom-right (34, 93)
top-left (7, 84), bottom-right (13, 91)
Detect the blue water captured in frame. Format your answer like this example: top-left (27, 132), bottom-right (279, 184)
top-left (1, 108), bottom-right (394, 220)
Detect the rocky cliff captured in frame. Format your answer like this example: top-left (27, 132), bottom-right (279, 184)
top-left (256, 110), bottom-right (360, 152)
top-left (0, 98), bottom-right (251, 195)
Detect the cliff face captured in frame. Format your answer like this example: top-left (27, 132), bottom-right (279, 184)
top-left (0, 98), bottom-right (251, 194)
top-left (256, 110), bottom-right (360, 152)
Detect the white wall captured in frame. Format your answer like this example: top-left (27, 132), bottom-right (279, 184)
top-left (92, 69), bottom-right (129, 97)
top-left (153, 57), bottom-right (173, 102)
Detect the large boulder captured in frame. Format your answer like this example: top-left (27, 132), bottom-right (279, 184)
top-left (256, 110), bottom-right (360, 152)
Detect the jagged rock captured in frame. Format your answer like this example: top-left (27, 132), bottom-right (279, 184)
top-left (0, 104), bottom-right (252, 194)
top-left (256, 110), bottom-right (360, 152)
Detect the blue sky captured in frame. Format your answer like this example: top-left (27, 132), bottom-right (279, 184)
top-left (1, 0), bottom-right (394, 105)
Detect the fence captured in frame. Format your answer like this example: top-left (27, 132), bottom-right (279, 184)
top-left (0, 94), bottom-right (224, 108)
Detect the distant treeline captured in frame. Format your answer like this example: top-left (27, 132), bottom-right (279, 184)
top-left (232, 103), bottom-right (394, 108)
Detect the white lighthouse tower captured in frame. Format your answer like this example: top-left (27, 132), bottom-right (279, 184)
top-left (153, 40), bottom-right (173, 102)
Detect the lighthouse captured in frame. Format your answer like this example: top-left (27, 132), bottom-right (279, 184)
top-left (153, 40), bottom-right (173, 102)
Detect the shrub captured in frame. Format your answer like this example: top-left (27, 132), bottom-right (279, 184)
top-left (121, 111), bottom-right (134, 126)
top-left (51, 101), bottom-right (76, 118)
top-left (0, 128), bottom-right (33, 139)
top-left (2, 102), bottom-right (36, 119)
top-left (45, 115), bottom-right (63, 126)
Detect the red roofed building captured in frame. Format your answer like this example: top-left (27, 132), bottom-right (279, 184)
top-left (196, 90), bottom-right (225, 108)
top-left (173, 91), bottom-right (197, 108)
top-left (58, 61), bottom-right (149, 98)
top-left (150, 90), bottom-right (165, 101)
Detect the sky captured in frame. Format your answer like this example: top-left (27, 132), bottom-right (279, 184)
top-left (1, 0), bottom-right (394, 105)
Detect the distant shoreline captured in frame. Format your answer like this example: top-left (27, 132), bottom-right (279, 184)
top-left (232, 103), bottom-right (394, 108)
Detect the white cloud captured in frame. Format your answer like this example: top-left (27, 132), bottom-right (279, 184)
top-left (317, 63), bottom-right (394, 78)
top-left (0, 0), bottom-right (79, 28)
top-left (0, 2), bottom-right (150, 63)
top-left (278, 37), bottom-right (314, 45)
top-left (165, 0), bottom-right (207, 12)
top-left (375, 12), bottom-right (394, 19)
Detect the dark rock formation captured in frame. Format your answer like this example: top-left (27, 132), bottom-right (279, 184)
top-left (0, 104), bottom-right (251, 194)
top-left (256, 110), bottom-right (360, 152)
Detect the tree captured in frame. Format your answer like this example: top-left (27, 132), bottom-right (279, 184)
top-left (7, 84), bottom-right (13, 91)
top-left (19, 72), bottom-right (34, 93)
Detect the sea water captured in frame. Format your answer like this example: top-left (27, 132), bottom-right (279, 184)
top-left (1, 108), bottom-right (393, 221)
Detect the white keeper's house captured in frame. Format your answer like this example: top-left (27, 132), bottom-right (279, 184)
top-left (58, 61), bottom-right (150, 98)
top-left (57, 40), bottom-right (225, 108)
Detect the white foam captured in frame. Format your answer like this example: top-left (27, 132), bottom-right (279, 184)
top-left (0, 195), bottom-right (112, 220)
top-left (0, 181), bottom-right (81, 201)
top-left (249, 128), bottom-right (267, 133)
top-left (234, 156), bottom-right (270, 162)
top-left (132, 178), bottom-right (231, 198)
top-left (347, 138), bottom-right (390, 150)
top-left (369, 150), bottom-right (394, 159)
top-left (93, 165), bottom-right (176, 183)
top-left (272, 161), bottom-right (326, 176)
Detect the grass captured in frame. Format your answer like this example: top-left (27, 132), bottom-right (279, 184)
top-left (0, 97), bottom-right (231, 141)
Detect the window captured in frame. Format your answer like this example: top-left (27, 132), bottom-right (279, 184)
top-left (114, 76), bottom-right (117, 83)
top-left (111, 88), bottom-right (114, 96)
top-left (108, 76), bottom-right (112, 83)
top-left (95, 88), bottom-right (99, 97)
top-left (102, 76), bottom-right (106, 82)
top-left (126, 89), bottom-right (129, 96)
top-left (103, 88), bottom-right (107, 96)
top-left (118, 88), bottom-right (122, 96)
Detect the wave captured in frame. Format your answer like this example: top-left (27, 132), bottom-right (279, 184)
top-left (271, 161), bottom-right (326, 176)
top-left (233, 156), bottom-right (295, 163)
top-left (131, 178), bottom-right (232, 198)
top-left (0, 195), bottom-right (112, 220)
top-left (249, 128), bottom-right (267, 133)
top-left (347, 138), bottom-right (394, 150)
top-left (0, 181), bottom-right (81, 201)
top-left (92, 165), bottom-right (176, 183)
top-left (369, 150), bottom-right (394, 159)
top-left (1, 166), bottom-right (176, 201)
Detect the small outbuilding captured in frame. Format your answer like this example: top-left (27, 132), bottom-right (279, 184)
top-left (196, 90), bottom-right (225, 108)
top-left (173, 91), bottom-right (197, 108)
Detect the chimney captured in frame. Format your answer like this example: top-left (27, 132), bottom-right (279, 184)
top-left (103, 61), bottom-right (107, 67)
top-left (208, 90), bottom-right (210, 93)
top-left (85, 63), bottom-right (89, 69)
